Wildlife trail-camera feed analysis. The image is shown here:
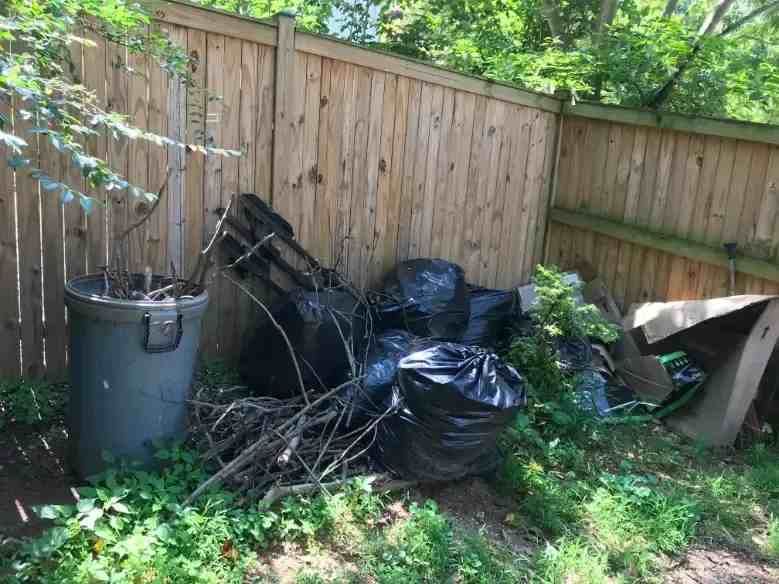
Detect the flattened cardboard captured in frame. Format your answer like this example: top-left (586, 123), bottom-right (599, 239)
top-left (623, 295), bottom-right (775, 345)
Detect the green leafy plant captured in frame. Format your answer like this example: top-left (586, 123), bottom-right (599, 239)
top-left (0, 379), bottom-right (66, 428)
top-left (1, 0), bottom-right (240, 214)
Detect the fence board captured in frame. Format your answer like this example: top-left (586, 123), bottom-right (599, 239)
top-left (0, 100), bottom-right (20, 378)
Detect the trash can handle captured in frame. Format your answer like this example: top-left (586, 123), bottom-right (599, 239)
top-left (143, 313), bottom-right (183, 353)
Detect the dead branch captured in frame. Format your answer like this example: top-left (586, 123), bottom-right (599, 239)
top-left (261, 474), bottom-right (416, 507)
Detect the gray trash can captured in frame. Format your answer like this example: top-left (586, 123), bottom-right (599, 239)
top-left (65, 274), bottom-right (209, 478)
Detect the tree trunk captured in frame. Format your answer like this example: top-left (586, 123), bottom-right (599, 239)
top-left (646, 0), bottom-right (737, 109)
top-left (540, 0), bottom-right (565, 42)
top-left (663, 0), bottom-right (680, 18)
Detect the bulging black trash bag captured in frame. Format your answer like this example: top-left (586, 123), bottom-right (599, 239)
top-left (375, 341), bottom-right (526, 481)
top-left (376, 259), bottom-right (470, 340)
top-left (342, 330), bottom-right (416, 426)
top-left (460, 287), bottom-right (517, 347)
top-left (240, 288), bottom-right (366, 398)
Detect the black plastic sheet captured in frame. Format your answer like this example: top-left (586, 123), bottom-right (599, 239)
top-left (239, 288), bottom-right (366, 398)
top-left (376, 259), bottom-right (470, 340)
top-left (460, 287), bottom-right (517, 347)
top-left (376, 341), bottom-right (526, 481)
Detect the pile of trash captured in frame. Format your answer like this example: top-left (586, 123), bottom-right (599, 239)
top-left (186, 196), bottom-right (530, 501)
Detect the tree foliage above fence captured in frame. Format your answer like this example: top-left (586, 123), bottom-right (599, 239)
top-left (195, 0), bottom-right (779, 125)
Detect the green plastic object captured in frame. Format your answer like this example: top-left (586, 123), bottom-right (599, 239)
top-left (65, 274), bottom-right (209, 479)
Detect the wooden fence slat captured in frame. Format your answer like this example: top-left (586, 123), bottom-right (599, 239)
top-left (369, 73), bottom-right (399, 287)
top-left (106, 41), bottom-right (130, 268)
top-left (429, 87), bottom-right (455, 261)
top-left (15, 115), bottom-right (45, 379)
top-left (484, 102), bottom-right (513, 287)
top-left (39, 116), bottom-right (67, 380)
top-left (0, 100), bottom-right (21, 378)
top-left (254, 45), bottom-right (275, 202)
top-left (396, 79), bottom-right (422, 262)
top-left (442, 91), bottom-right (476, 266)
top-left (83, 31), bottom-right (108, 273)
top-left (460, 96), bottom-right (488, 277)
top-left (407, 82), bottom-right (435, 260)
top-left (183, 27), bottom-right (206, 279)
top-left (217, 35), bottom-right (243, 361)
top-left (299, 54), bottom-right (322, 268)
top-left (201, 32), bottom-right (225, 358)
top-left (127, 48), bottom-right (150, 274)
top-left (356, 70), bottom-right (385, 290)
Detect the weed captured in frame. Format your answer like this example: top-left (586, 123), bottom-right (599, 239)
top-left (533, 537), bottom-right (615, 584)
top-left (0, 379), bottom-right (66, 428)
top-left (766, 518), bottom-right (779, 559)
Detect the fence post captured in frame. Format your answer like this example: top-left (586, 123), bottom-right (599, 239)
top-left (272, 11), bottom-right (296, 207)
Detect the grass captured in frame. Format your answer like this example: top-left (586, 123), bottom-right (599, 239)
top-left (2, 360), bottom-right (779, 583)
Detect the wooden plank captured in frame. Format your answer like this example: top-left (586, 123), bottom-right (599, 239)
top-left (688, 135), bottom-right (722, 299)
top-left (63, 31), bottom-right (88, 280)
top-left (406, 82), bottom-right (436, 260)
top-left (441, 91), bottom-right (476, 266)
top-left (317, 59), bottom-right (345, 266)
top-left (666, 134), bottom-right (704, 300)
top-left (254, 45), bottom-right (275, 202)
top-left (345, 66), bottom-right (373, 282)
top-left (126, 48), bottom-right (149, 273)
top-left (272, 14), bottom-right (295, 206)
top-left (299, 54), bottom-right (322, 266)
top-left (83, 31), bottom-right (108, 272)
top-left (236, 39), bottom-right (260, 342)
top-left (592, 123), bottom-right (624, 283)
top-left (754, 146), bottom-right (779, 256)
top-left (155, 0), bottom-right (277, 47)
top-left (217, 36), bottom-right (243, 362)
top-left (549, 208), bottom-right (779, 283)
top-left (564, 102), bottom-right (779, 146)
top-left (201, 33), bottom-right (225, 358)
top-left (38, 113), bottom-right (67, 380)
top-left (368, 73), bottom-right (399, 287)
top-left (720, 141), bottom-right (755, 296)
top-left (466, 98), bottom-right (502, 284)
top-left (313, 58), bottom-right (333, 261)
top-left (295, 33), bottom-right (561, 114)
top-left (428, 87), bottom-right (456, 261)
top-left (183, 27), bottom-right (207, 279)
top-left (483, 102), bottom-right (514, 286)
top-left (0, 99), bottom-right (21, 377)
top-left (613, 126), bottom-right (647, 308)
top-left (375, 74), bottom-right (408, 282)
top-left (154, 25), bottom-right (176, 275)
top-left (106, 41), bottom-right (130, 269)
top-left (738, 144), bottom-right (772, 295)
top-left (460, 96), bottom-right (488, 277)
top-left (702, 138), bottom-right (737, 298)
top-left (15, 116), bottom-right (45, 378)
top-left (533, 112), bottom-right (561, 274)
top-left (550, 118), bottom-right (582, 268)
top-left (417, 84), bottom-right (446, 260)
top-left (520, 108), bottom-right (554, 283)
top-left (395, 79), bottom-right (422, 261)
top-left (356, 70), bottom-right (384, 289)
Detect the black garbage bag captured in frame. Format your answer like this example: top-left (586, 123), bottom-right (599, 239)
top-left (376, 259), bottom-right (470, 340)
top-left (239, 288), bottom-right (367, 398)
top-left (460, 287), bottom-right (517, 347)
top-left (342, 330), bottom-right (416, 426)
top-left (375, 341), bottom-right (526, 481)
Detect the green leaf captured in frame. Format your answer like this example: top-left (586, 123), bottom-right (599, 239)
top-left (77, 498), bottom-right (96, 513)
top-left (79, 507), bottom-right (104, 530)
top-left (111, 502), bottom-right (131, 514)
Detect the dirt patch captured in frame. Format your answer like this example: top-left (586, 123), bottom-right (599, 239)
top-left (664, 547), bottom-right (779, 584)
top-left (251, 542), bottom-right (362, 583)
top-left (0, 424), bottom-right (78, 541)
top-left (416, 476), bottom-right (537, 557)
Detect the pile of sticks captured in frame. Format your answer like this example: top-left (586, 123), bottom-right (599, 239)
top-left (187, 378), bottom-right (398, 505)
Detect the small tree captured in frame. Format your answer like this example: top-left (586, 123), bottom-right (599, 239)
top-left (0, 0), bottom-right (240, 215)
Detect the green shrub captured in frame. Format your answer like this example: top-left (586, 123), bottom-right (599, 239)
top-left (0, 379), bottom-right (66, 428)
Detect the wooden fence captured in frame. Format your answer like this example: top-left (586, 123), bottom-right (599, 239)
top-left (2, 1), bottom-right (779, 381)
top-left (0, 1), bottom-right (559, 379)
top-left (547, 104), bottom-right (779, 312)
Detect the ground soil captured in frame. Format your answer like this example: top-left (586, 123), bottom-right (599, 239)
top-left (663, 547), bottom-right (779, 584)
top-left (0, 424), bottom-right (77, 542)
